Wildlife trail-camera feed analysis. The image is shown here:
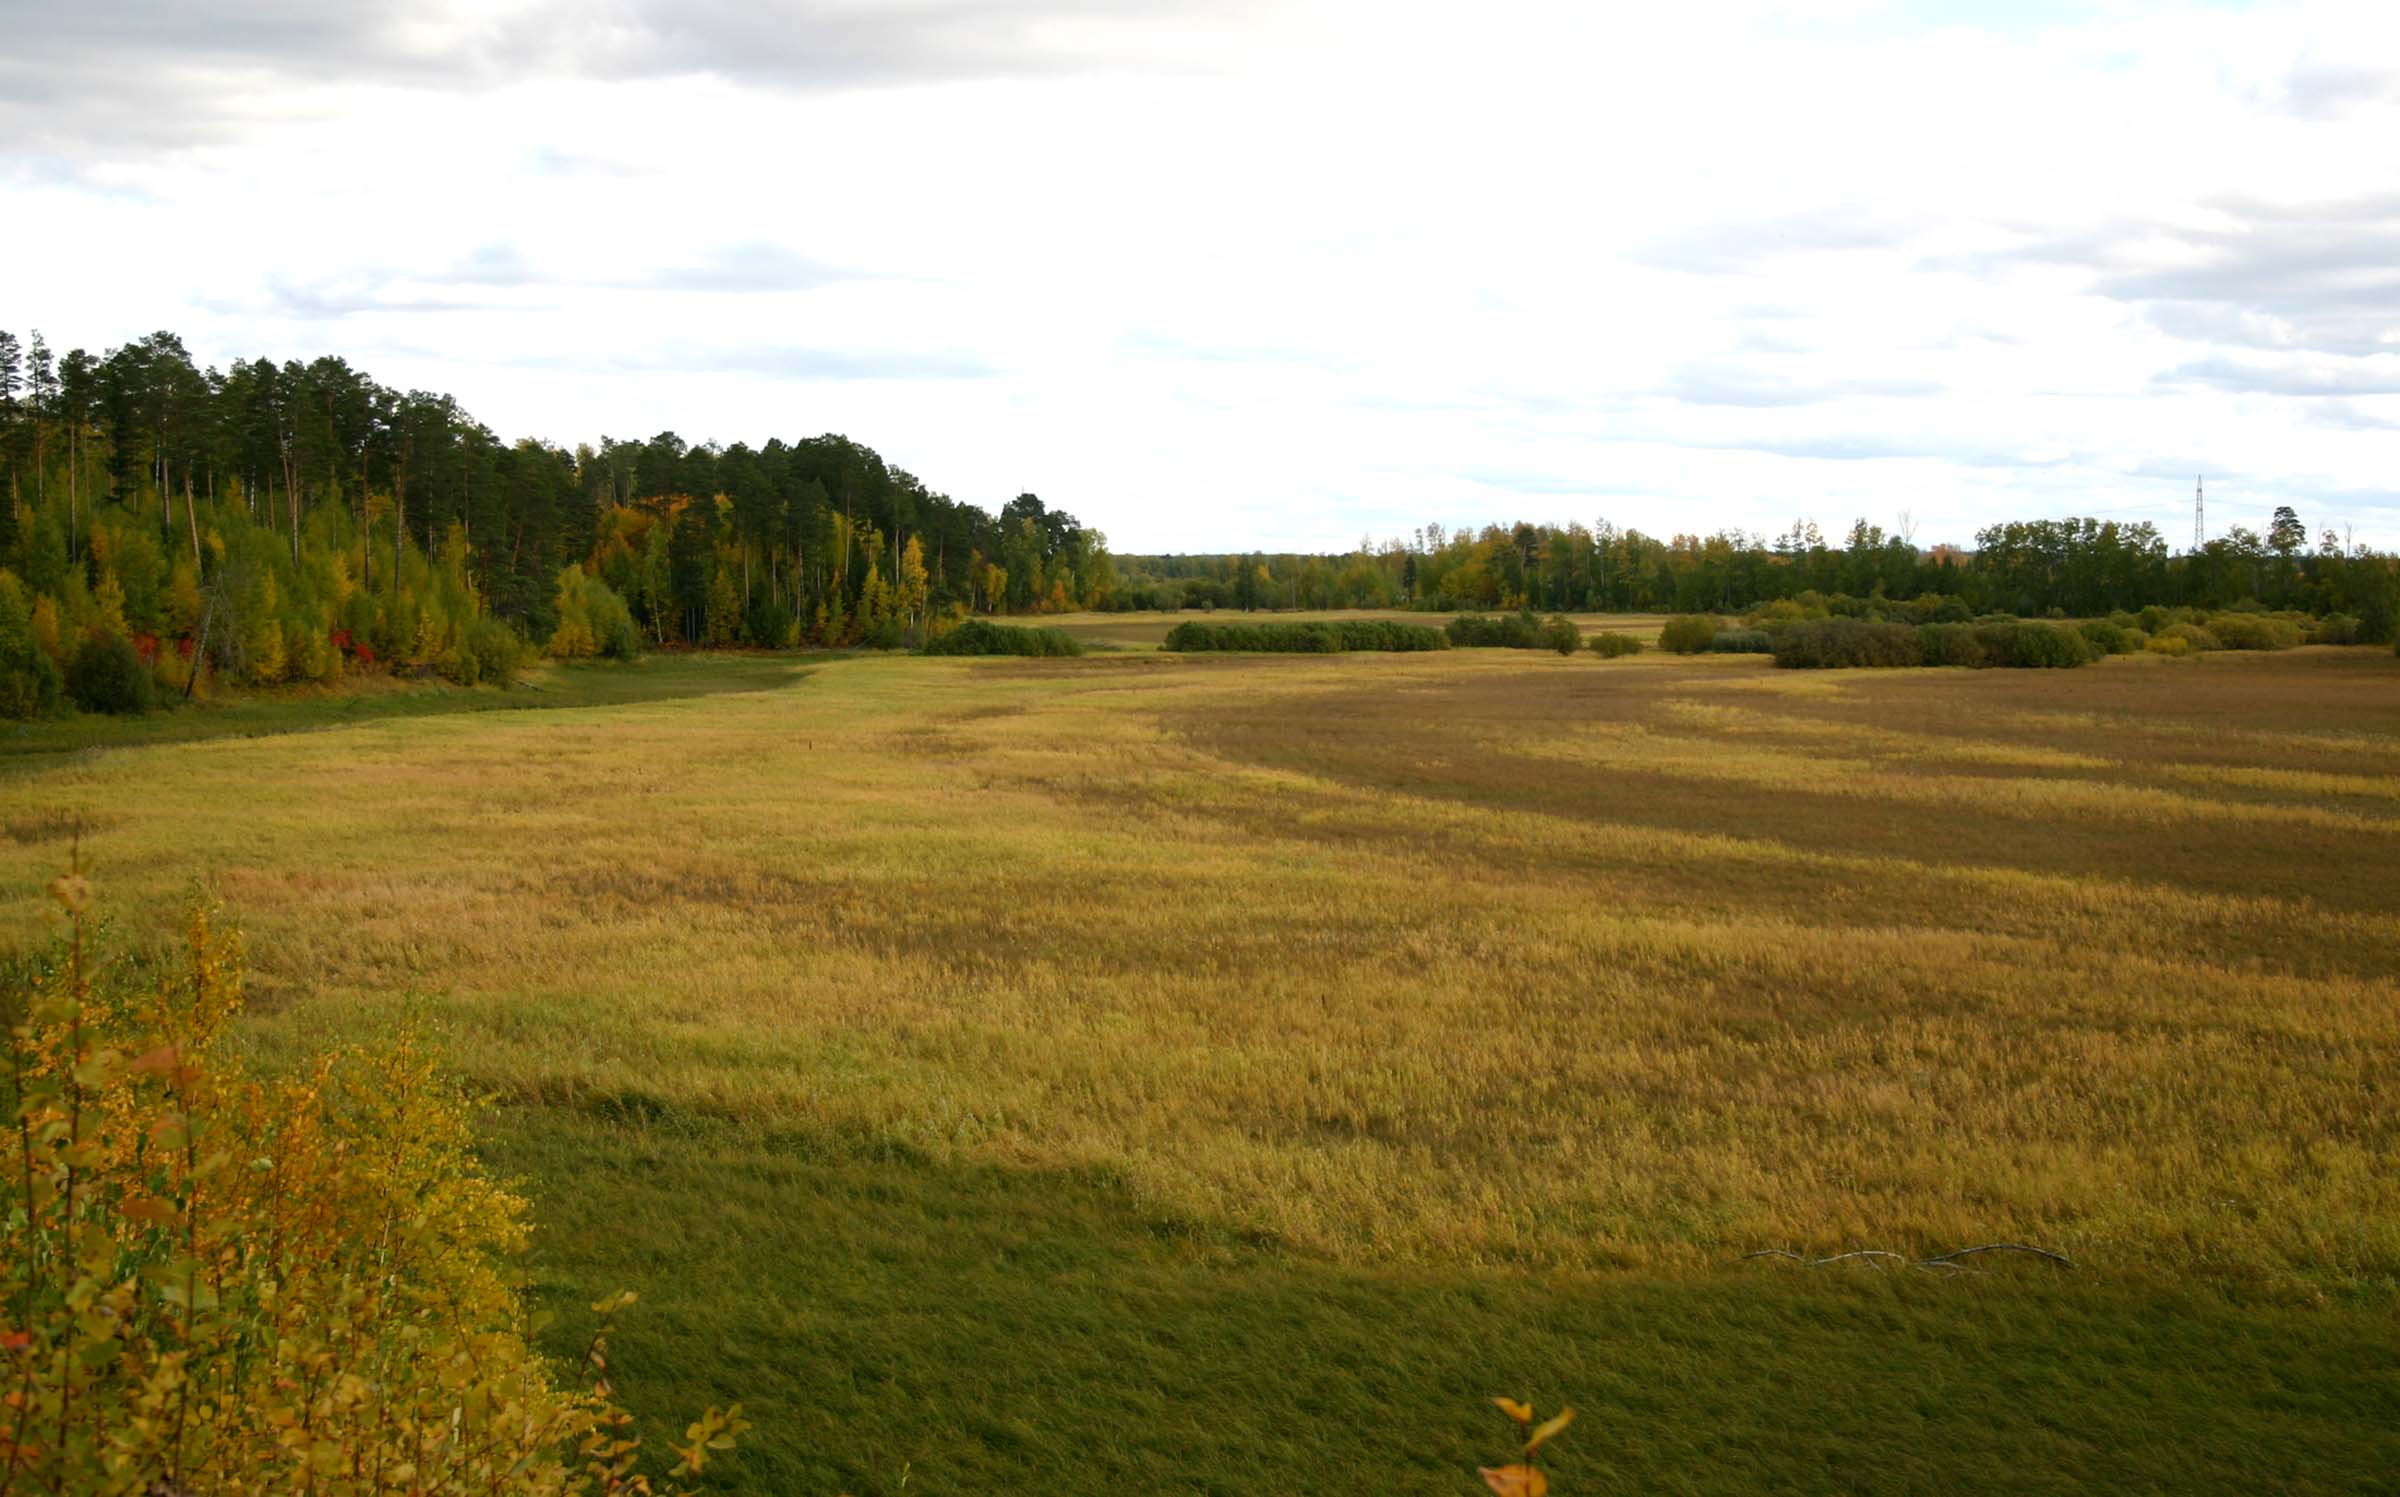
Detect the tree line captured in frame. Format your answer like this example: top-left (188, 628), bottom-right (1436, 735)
top-left (1115, 514), bottom-right (2397, 636)
top-left (0, 327), bottom-right (1115, 709)
top-left (3, 325), bottom-right (2393, 718)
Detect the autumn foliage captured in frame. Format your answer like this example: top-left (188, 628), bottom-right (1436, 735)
top-left (0, 872), bottom-right (742, 1492)
top-left (1481, 1396), bottom-right (1574, 1495)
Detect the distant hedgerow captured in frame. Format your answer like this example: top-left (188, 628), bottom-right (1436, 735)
top-left (1445, 613), bottom-right (1544, 648)
top-left (1588, 632), bottom-right (1642, 658)
top-left (1166, 619), bottom-right (1448, 653)
top-left (923, 619), bottom-right (1086, 656)
top-left (1708, 628), bottom-right (1772, 654)
top-left (1771, 617), bottom-right (2094, 670)
top-left (1771, 618), bottom-right (1922, 669)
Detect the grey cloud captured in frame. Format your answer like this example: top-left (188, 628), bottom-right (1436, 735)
top-left (524, 342), bottom-right (996, 381)
top-left (1980, 194), bottom-right (2400, 364)
top-left (2266, 58), bottom-right (2400, 120)
top-left (1700, 433), bottom-right (2072, 470)
top-left (1635, 209), bottom-right (1922, 275)
top-left (2157, 353), bottom-right (2400, 398)
top-left (1660, 362), bottom-right (1941, 408)
top-left (186, 238), bottom-right (865, 323)
top-left (219, 271), bottom-right (511, 320)
top-left (0, 0), bottom-right (1257, 162)
top-left (2304, 399), bottom-right (2400, 432)
top-left (635, 243), bottom-right (854, 294)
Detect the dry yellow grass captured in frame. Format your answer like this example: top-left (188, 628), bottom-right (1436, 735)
top-left (1, 645), bottom-right (2394, 1296)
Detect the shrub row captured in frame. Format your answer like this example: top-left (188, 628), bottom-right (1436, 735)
top-left (1588, 631), bottom-right (1643, 658)
top-left (922, 619), bottom-right (1087, 656)
top-left (1163, 619), bottom-right (1450, 653)
top-left (1772, 618), bottom-right (2095, 670)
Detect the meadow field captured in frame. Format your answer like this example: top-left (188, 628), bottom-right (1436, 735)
top-left (2, 634), bottom-right (2396, 1490)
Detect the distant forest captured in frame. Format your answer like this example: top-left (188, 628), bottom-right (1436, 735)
top-left (1, 327), bottom-right (2393, 713)
top-left (1119, 514), bottom-right (2396, 627)
top-left (0, 328), bottom-right (1112, 691)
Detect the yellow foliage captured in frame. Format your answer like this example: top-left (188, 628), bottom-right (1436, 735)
top-left (1479, 1399), bottom-right (1572, 1493)
top-left (91, 569), bottom-right (130, 638)
top-left (0, 875), bottom-right (745, 1491)
top-left (29, 595), bottom-right (62, 664)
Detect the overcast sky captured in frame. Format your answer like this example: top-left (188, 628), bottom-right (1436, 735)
top-left (4, 0), bottom-right (2397, 552)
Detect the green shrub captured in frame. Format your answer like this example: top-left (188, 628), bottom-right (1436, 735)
top-left (2077, 620), bottom-right (2136, 655)
top-left (2147, 633), bottom-right (2193, 657)
top-left (0, 573), bottom-right (62, 720)
top-left (2205, 613), bottom-right (2303, 651)
top-left (1164, 619), bottom-right (1447, 653)
top-left (2158, 622), bottom-right (2219, 652)
top-left (2308, 614), bottom-right (2361, 645)
top-left (1658, 615), bottom-right (1722, 654)
top-left (1588, 632), bottom-right (1642, 658)
top-left (549, 567), bottom-right (644, 660)
top-left (464, 616), bottom-right (527, 682)
top-left (1978, 622), bottom-right (2092, 668)
top-left (1772, 618), bottom-right (1923, 669)
top-left (66, 631), bottom-right (154, 714)
top-left (1916, 622), bottom-right (1987, 668)
top-left (1446, 613), bottom-right (1544, 648)
top-left (1333, 619), bottom-right (1449, 651)
top-left (1708, 628), bottom-right (1772, 654)
top-left (924, 619), bottom-right (1086, 657)
top-left (1542, 615), bottom-right (1582, 655)
top-left (2121, 627), bottom-right (2149, 652)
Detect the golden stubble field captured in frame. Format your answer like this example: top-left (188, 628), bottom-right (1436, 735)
top-left (3, 643), bottom-right (2395, 1293)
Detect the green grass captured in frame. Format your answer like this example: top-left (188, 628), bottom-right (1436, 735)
top-left (0, 651), bottom-right (810, 764)
top-left (1, 632), bottom-right (2396, 1490)
top-left (500, 1111), bottom-right (2399, 1494)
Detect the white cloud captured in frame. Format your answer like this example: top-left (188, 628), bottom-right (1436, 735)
top-left (4, 0), bottom-right (2399, 550)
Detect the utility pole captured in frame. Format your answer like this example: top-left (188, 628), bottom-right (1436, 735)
top-left (2193, 475), bottom-right (2205, 553)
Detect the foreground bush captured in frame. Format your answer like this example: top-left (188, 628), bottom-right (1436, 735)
top-left (0, 874), bottom-right (743, 1491)
top-left (924, 619), bottom-right (1087, 656)
top-left (1588, 632), bottom-right (1642, 658)
top-left (1657, 615), bottom-right (1722, 654)
top-left (65, 630), bottom-right (155, 714)
top-left (1166, 619), bottom-right (1448, 653)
